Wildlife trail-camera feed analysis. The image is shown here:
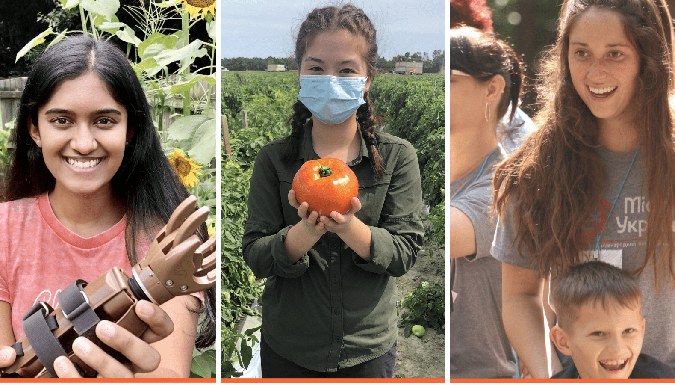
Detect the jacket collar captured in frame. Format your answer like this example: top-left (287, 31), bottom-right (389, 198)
top-left (298, 120), bottom-right (370, 166)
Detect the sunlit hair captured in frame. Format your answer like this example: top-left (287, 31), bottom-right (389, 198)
top-left (493, 0), bottom-right (675, 289)
top-left (283, 3), bottom-right (385, 177)
top-left (450, 0), bottom-right (494, 32)
top-left (551, 261), bottom-right (641, 331)
top-left (450, 26), bottom-right (523, 125)
top-left (7, 35), bottom-right (215, 346)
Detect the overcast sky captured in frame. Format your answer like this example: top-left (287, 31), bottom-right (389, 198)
top-left (221, 0), bottom-right (445, 60)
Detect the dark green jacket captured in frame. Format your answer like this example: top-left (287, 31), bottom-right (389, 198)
top-left (242, 123), bottom-right (424, 372)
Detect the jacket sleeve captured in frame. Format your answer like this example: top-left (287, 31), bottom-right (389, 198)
top-left (352, 142), bottom-right (425, 277)
top-left (242, 147), bottom-right (309, 279)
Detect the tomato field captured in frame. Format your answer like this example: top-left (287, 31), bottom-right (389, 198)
top-left (220, 70), bottom-right (445, 377)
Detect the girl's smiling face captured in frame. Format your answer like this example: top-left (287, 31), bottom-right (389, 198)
top-left (567, 7), bottom-right (641, 129)
top-left (300, 29), bottom-right (371, 92)
top-left (30, 72), bottom-right (128, 198)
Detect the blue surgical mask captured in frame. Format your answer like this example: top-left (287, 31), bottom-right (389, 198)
top-left (298, 75), bottom-right (367, 125)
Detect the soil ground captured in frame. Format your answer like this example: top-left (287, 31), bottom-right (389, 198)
top-left (393, 244), bottom-right (446, 379)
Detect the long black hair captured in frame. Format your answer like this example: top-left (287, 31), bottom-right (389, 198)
top-left (284, 4), bottom-right (385, 178)
top-left (7, 34), bottom-right (215, 347)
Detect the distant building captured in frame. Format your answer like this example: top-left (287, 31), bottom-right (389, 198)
top-left (267, 64), bottom-right (286, 72)
top-left (394, 62), bottom-right (423, 75)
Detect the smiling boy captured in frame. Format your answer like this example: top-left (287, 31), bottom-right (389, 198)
top-left (549, 261), bottom-right (675, 379)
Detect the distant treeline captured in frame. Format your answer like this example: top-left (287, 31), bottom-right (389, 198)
top-left (221, 49), bottom-right (445, 73)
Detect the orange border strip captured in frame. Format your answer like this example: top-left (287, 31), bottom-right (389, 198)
top-left (450, 378), bottom-right (673, 384)
top-left (222, 379), bottom-right (443, 383)
top-left (0, 379), bottom-right (215, 383)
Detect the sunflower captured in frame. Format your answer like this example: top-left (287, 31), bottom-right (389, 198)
top-left (168, 148), bottom-right (202, 188)
top-left (179, 0), bottom-right (216, 19)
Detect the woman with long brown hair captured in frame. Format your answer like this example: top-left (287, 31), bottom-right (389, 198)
top-left (492, 0), bottom-right (675, 378)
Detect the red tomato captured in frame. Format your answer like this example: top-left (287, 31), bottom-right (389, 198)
top-left (292, 157), bottom-right (359, 216)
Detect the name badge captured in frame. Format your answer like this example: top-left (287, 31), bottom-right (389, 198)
top-left (584, 249), bottom-right (623, 269)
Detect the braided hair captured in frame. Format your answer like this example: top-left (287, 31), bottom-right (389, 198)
top-left (283, 4), bottom-right (385, 178)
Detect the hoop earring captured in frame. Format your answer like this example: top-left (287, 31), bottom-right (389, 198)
top-left (485, 103), bottom-right (490, 122)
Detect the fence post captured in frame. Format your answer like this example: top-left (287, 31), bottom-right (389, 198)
top-left (241, 110), bottom-right (248, 129)
top-left (222, 115), bottom-right (232, 159)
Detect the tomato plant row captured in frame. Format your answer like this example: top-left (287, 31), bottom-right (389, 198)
top-left (219, 71), bottom-right (445, 375)
top-left (369, 74), bottom-right (445, 247)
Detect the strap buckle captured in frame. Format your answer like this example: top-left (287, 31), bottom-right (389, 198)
top-left (22, 302), bottom-right (51, 322)
top-left (58, 280), bottom-right (100, 336)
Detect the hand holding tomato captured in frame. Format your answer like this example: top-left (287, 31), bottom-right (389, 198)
top-left (288, 189), bottom-right (327, 238)
top-left (320, 196), bottom-right (362, 234)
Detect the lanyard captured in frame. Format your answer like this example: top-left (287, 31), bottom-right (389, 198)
top-left (451, 146), bottom-right (499, 201)
top-left (593, 146), bottom-right (640, 257)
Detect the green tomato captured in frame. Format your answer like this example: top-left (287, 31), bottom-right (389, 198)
top-left (412, 325), bottom-right (425, 338)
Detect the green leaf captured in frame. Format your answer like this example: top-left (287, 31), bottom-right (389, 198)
top-left (188, 119), bottom-right (217, 164)
top-left (15, 28), bottom-right (53, 63)
top-left (97, 21), bottom-right (126, 34)
top-left (221, 359), bottom-right (242, 378)
top-left (141, 43), bottom-right (169, 60)
top-left (138, 32), bottom-right (178, 58)
top-left (80, 0), bottom-right (119, 20)
top-left (60, 0), bottom-right (80, 9)
top-left (155, 0), bottom-right (181, 7)
top-left (167, 115), bottom-right (209, 141)
top-left (46, 30), bottom-right (68, 50)
top-left (240, 343), bottom-right (253, 369)
top-left (206, 19), bottom-right (216, 41)
top-left (169, 74), bottom-right (216, 95)
top-left (153, 40), bottom-right (208, 69)
top-left (166, 115), bottom-right (216, 164)
top-left (133, 58), bottom-right (159, 72)
top-left (115, 26), bottom-right (142, 46)
top-left (92, 14), bottom-right (106, 27)
top-left (190, 349), bottom-right (216, 378)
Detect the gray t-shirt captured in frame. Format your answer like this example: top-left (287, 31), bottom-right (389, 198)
top-left (450, 146), bottom-right (516, 378)
top-left (499, 107), bottom-right (536, 154)
top-left (492, 146), bottom-right (675, 370)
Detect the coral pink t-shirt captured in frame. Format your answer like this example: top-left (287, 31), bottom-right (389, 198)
top-left (0, 194), bottom-right (144, 340)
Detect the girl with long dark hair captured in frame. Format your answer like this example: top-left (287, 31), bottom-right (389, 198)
top-left (0, 35), bottom-right (215, 378)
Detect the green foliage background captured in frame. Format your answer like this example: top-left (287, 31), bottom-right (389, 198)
top-left (220, 71), bottom-right (445, 376)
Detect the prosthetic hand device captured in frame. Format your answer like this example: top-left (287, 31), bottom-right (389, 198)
top-left (1, 196), bottom-right (216, 378)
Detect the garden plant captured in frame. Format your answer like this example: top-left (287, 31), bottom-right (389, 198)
top-left (221, 70), bottom-right (445, 377)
